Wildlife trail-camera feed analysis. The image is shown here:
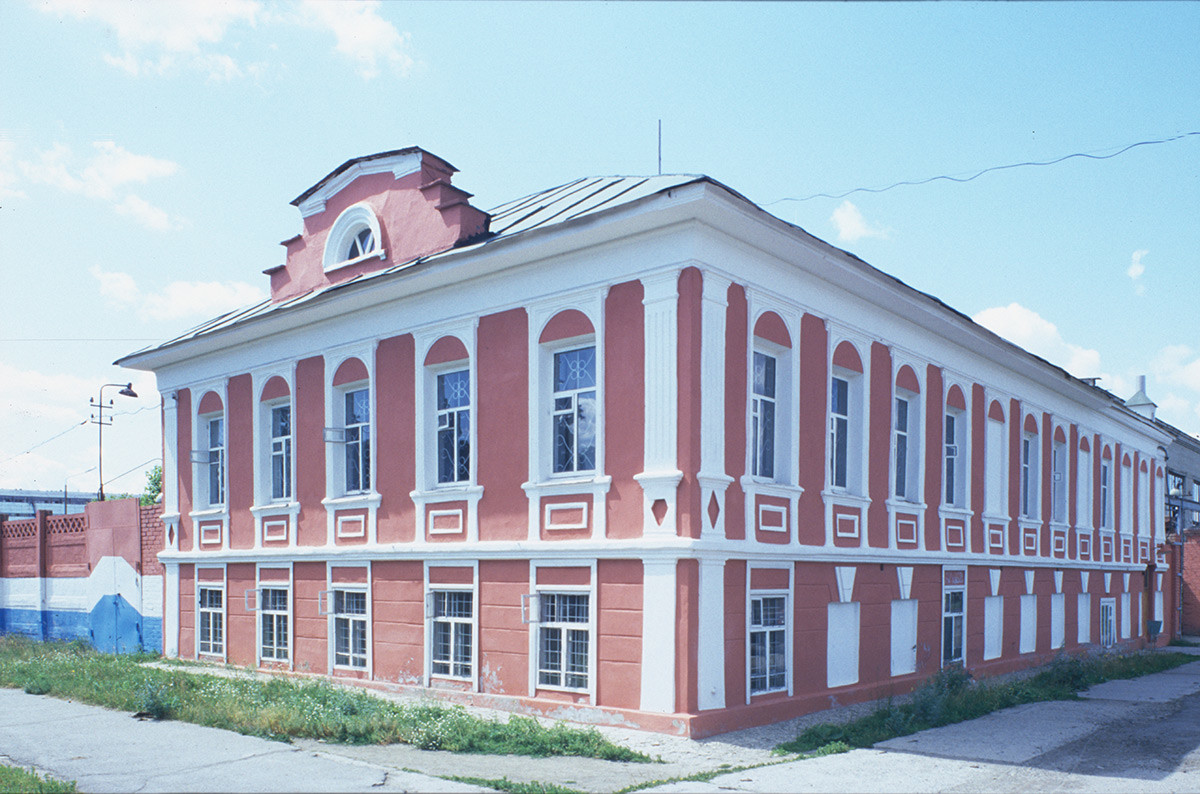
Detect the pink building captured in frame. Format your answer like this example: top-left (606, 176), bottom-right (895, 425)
top-left (118, 148), bottom-right (1174, 737)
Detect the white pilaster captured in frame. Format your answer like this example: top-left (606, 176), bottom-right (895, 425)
top-left (164, 563), bottom-right (180, 657)
top-left (696, 558), bottom-right (726, 710)
top-left (637, 269), bottom-right (684, 535)
top-left (698, 270), bottom-right (734, 540)
top-left (640, 559), bottom-right (678, 713)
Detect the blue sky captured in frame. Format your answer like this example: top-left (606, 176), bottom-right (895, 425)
top-left (1, 1), bottom-right (1197, 494)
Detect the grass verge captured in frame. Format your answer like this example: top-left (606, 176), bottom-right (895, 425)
top-left (1169, 637), bottom-right (1200, 647)
top-left (0, 765), bottom-right (76, 793)
top-left (0, 636), bottom-right (648, 761)
top-left (612, 741), bottom-right (851, 793)
top-left (777, 651), bottom-right (1193, 754)
top-left (443, 776), bottom-right (585, 794)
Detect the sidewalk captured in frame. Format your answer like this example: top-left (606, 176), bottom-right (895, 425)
top-left (0, 688), bottom-right (488, 793)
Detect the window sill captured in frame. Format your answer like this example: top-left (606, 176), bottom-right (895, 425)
top-left (938, 505), bottom-right (973, 520)
top-left (740, 476), bottom-right (803, 501)
top-left (523, 475), bottom-right (611, 498)
top-left (188, 507), bottom-right (228, 522)
top-left (250, 501), bottom-right (300, 517)
top-left (822, 490), bottom-right (870, 509)
top-left (323, 248), bottom-right (386, 274)
top-left (322, 492), bottom-right (382, 511)
top-left (886, 497), bottom-right (927, 512)
top-left (981, 511), bottom-right (1011, 525)
top-left (411, 484), bottom-right (483, 506)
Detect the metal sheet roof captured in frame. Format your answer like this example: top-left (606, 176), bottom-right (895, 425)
top-left (120, 174), bottom-right (704, 361)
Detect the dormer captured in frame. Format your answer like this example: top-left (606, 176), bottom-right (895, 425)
top-left (265, 148), bottom-right (490, 302)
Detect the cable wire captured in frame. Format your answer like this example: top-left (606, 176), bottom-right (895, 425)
top-left (768, 130), bottom-right (1200, 204)
top-left (0, 420), bottom-right (88, 465)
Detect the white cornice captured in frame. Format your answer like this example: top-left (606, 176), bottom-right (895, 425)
top-left (297, 151), bottom-right (423, 218)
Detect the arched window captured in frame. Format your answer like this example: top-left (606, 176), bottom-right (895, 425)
top-left (829, 341), bottom-right (864, 494)
top-left (197, 390), bottom-right (225, 509)
top-left (323, 203), bottom-right (384, 272)
top-left (424, 335), bottom-right (472, 486)
top-left (750, 311), bottom-right (793, 483)
top-left (893, 365), bottom-right (921, 503)
top-left (540, 309), bottom-right (597, 476)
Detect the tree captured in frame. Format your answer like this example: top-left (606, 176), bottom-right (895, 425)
top-left (141, 464), bottom-right (162, 507)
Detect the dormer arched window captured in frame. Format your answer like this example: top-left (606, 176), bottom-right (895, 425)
top-left (323, 202), bottom-right (385, 272)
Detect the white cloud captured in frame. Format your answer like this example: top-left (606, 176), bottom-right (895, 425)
top-left (90, 266), bottom-right (267, 321)
top-left (831, 200), bottom-right (889, 242)
top-left (21, 141), bottom-right (181, 229)
top-left (39, 0), bottom-right (412, 81)
top-left (294, 0), bottom-right (413, 79)
top-left (973, 302), bottom-right (1104, 380)
top-left (1127, 249), bottom-right (1148, 295)
top-left (0, 140), bottom-right (25, 202)
top-left (0, 359), bottom-right (160, 491)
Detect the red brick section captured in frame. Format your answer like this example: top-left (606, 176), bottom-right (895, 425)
top-left (139, 505), bottom-right (165, 576)
top-left (1182, 533), bottom-right (1200, 634)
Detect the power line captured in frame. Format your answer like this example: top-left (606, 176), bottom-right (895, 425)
top-left (0, 338), bottom-right (163, 342)
top-left (104, 456), bottom-right (161, 489)
top-left (768, 130), bottom-right (1200, 204)
top-left (0, 420), bottom-right (87, 465)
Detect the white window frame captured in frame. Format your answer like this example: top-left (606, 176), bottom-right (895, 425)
top-left (748, 591), bottom-right (789, 695)
top-left (984, 410), bottom-right (1008, 519)
top-left (330, 586), bottom-right (369, 670)
top-left (750, 348), bottom-right (780, 481)
top-left (1100, 458), bottom-right (1113, 529)
top-left (322, 202), bottom-right (385, 273)
top-left (197, 581), bottom-right (225, 658)
top-left (828, 368), bottom-right (864, 495)
top-left (340, 385), bottom-right (371, 495)
top-left (258, 585), bottom-right (290, 663)
top-left (432, 365), bottom-right (472, 486)
top-left (533, 590), bottom-right (593, 692)
top-left (428, 586), bottom-right (476, 682)
top-left (1051, 437), bottom-right (1068, 525)
top-left (267, 402), bottom-right (293, 502)
top-left (893, 390), bottom-right (921, 503)
top-left (942, 572), bottom-right (966, 667)
top-left (548, 341), bottom-right (599, 477)
top-left (204, 414), bottom-right (226, 509)
top-left (1120, 460), bottom-right (1133, 536)
top-left (944, 409), bottom-right (966, 507)
top-left (1099, 597), bottom-right (1116, 648)
top-left (1076, 443), bottom-right (1093, 530)
top-left (1020, 431), bottom-right (1039, 519)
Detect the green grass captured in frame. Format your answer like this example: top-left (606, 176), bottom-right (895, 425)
top-left (0, 636), bottom-right (648, 761)
top-left (613, 741), bottom-right (851, 793)
top-left (443, 776), bottom-right (585, 794)
top-left (0, 765), bottom-right (76, 793)
top-left (1169, 637), bottom-right (1200, 647)
top-left (776, 651), bottom-right (1194, 754)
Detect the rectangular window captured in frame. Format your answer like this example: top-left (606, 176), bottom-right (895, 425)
top-left (198, 586), bottom-right (224, 656)
top-left (890, 599), bottom-right (918, 676)
top-left (1077, 448), bottom-right (1092, 527)
top-left (1077, 593), bottom-right (1091, 644)
top-left (751, 352), bottom-right (776, 479)
top-left (552, 347), bottom-right (597, 474)
top-left (1020, 436), bottom-right (1037, 518)
top-left (333, 589), bottom-right (368, 668)
top-left (431, 590), bottom-right (473, 678)
top-left (894, 398), bottom-right (909, 499)
top-left (1100, 461), bottom-right (1112, 528)
top-left (436, 370), bottom-right (471, 484)
top-left (749, 594), bottom-right (787, 693)
top-left (1050, 592), bottom-right (1065, 649)
top-left (1100, 598), bottom-right (1116, 648)
top-left (985, 418), bottom-right (1006, 514)
top-left (1019, 594), bottom-right (1037, 653)
top-left (983, 595), bottom-right (1003, 660)
top-left (1051, 440), bottom-right (1067, 523)
top-left (537, 592), bottom-right (589, 689)
top-left (944, 413), bottom-right (959, 506)
top-left (260, 587), bottom-right (289, 661)
top-left (830, 377), bottom-right (849, 489)
top-left (942, 588), bottom-right (964, 665)
top-left (270, 406), bottom-right (292, 501)
top-left (344, 389), bottom-right (370, 493)
top-left (208, 417), bottom-right (225, 506)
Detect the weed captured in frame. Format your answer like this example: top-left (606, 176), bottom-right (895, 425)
top-left (443, 776), bottom-right (584, 794)
top-left (0, 636), bottom-right (649, 762)
top-left (775, 650), bottom-right (1193, 754)
top-left (0, 764), bottom-right (76, 793)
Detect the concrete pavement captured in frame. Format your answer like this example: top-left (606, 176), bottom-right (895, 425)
top-left (0, 688), bottom-right (488, 793)
top-left (646, 648), bottom-right (1200, 793)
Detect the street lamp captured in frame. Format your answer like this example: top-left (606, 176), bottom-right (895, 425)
top-left (90, 382), bottom-right (138, 501)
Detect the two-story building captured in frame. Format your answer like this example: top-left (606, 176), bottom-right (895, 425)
top-left (117, 147), bottom-right (1173, 737)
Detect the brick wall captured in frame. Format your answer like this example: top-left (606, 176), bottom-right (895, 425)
top-left (1182, 533), bottom-right (1200, 635)
top-left (139, 505), bottom-right (165, 576)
